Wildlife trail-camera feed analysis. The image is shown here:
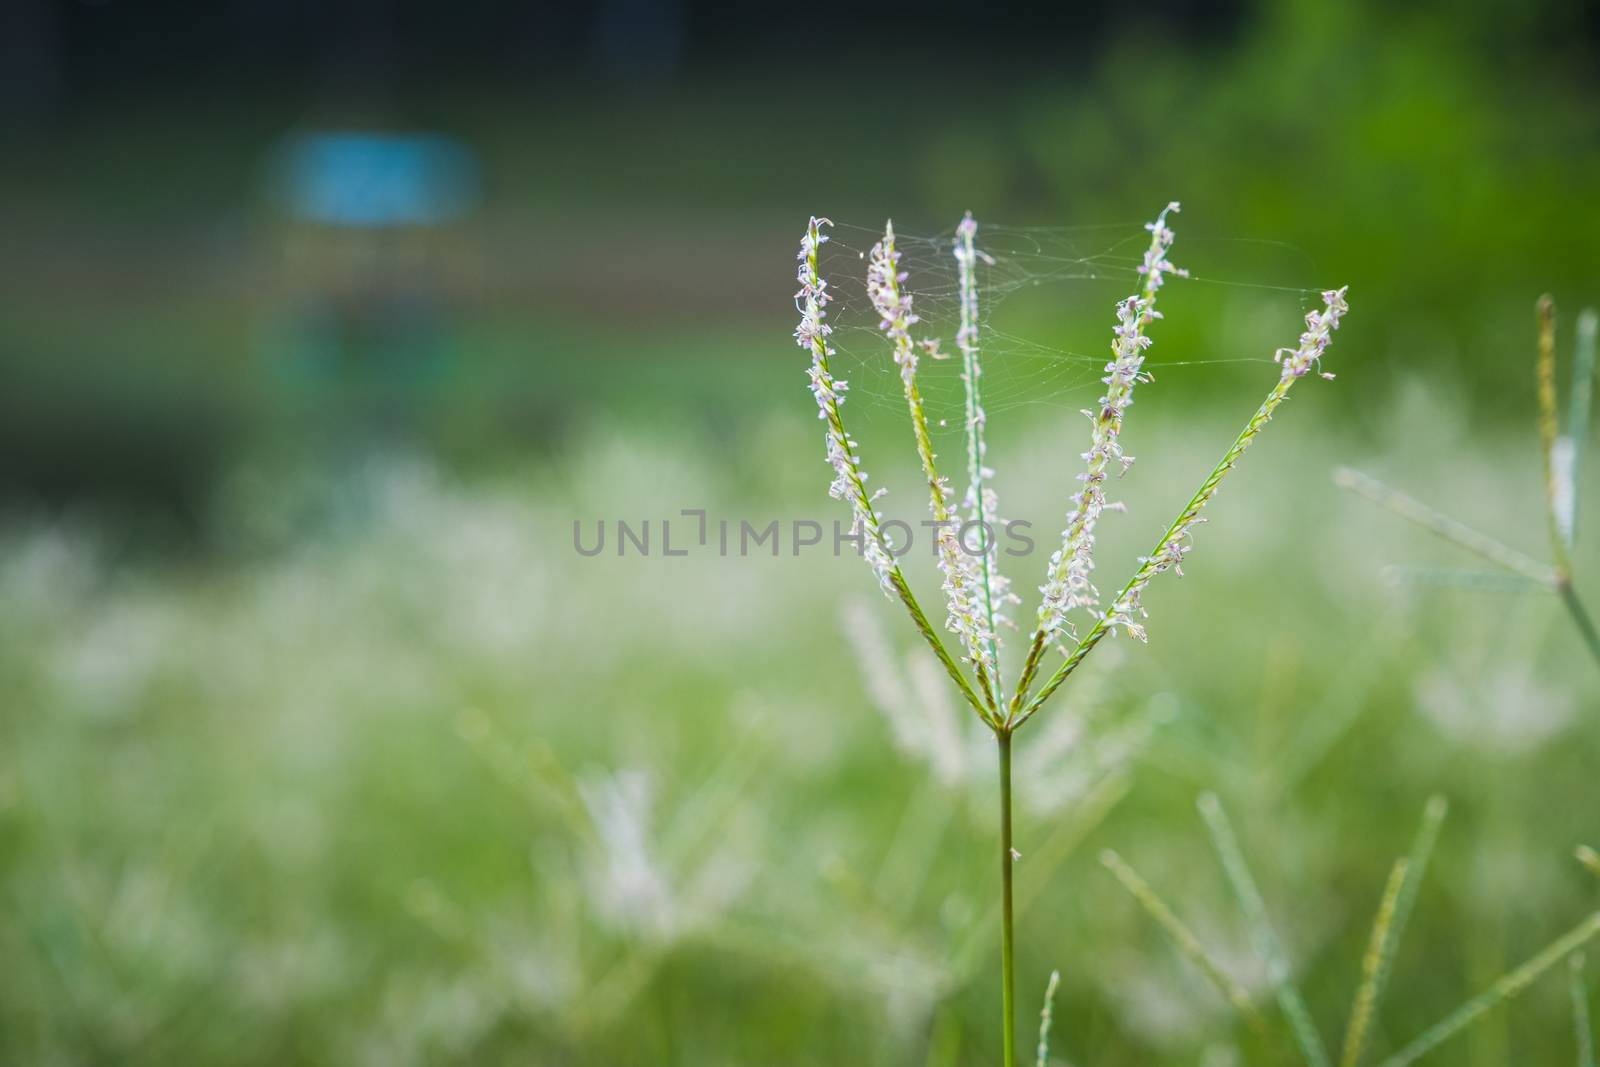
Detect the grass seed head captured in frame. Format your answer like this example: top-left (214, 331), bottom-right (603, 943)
top-left (1036, 205), bottom-right (1186, 644)
top-left (796, 217), bottom-right (898, 593)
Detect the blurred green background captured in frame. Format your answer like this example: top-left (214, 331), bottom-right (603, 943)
top-left (3, 1), bottom-right (1600, 1063)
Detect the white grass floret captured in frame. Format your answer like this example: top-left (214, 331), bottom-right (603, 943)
top-left (797, 217), bottom-right (897, 593)
top-left (870, 222), bottom-right (999, 689)
top-left (1036, 203), bottom-right (1184, 643)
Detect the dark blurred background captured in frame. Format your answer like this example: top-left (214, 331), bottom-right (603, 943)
top-left (4, 0), bottom-right (1599, 531)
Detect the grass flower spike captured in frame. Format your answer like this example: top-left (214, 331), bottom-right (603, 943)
top-left (1035, 295), bottom-right (1151, 634)
top-left (797, 207), bottom-right (1347, 1066)
top-left (1101, 286), bottom-right (1349, 644)
top-left (870, 221), bottom-right (1001, 707)
top-left (1337, 295), bottom-right (1600, 670)
top-left (797, 218), bottom-right (992, 720)
top-left (1138, 201), bottom-right (1188, 301)
top-left (955, 214), bottom-right (1016, 689)
top-left (796, 217), bottom-right (896, 594)
top-left (1014, 204), bottom-right (1184, 710)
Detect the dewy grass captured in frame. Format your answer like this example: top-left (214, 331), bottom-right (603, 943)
top-left (1339, 795), bottom-right (1447, 1067)
top-left (1111, 793), bottom-right (1600, 1067)
top-left (1100, 847), bottom-right (1267, 1034)
top-left (1034, 968), bottom-right (1061, 1067)
top-left (1198, 793), bottom-right (1330, 1067)
top-left (1378, 913), bottom-right (1600, 1067)
top-left (1336, 296), bottom-right (1600, 671)
top-left (1339, 858), bottom-right (1409, 1067)
top-left (795, 208), bottom-right (1349, 1065)
top-left (1578, 845), bottom-right (1600, 880)
top-left (1574, 953), bottom-right (1596, 1067)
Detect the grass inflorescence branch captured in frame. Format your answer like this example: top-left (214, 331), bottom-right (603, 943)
top-left (1338, 295), bottom-right (1600, 671)
top-left (795, 208), bottom-right (1348, 1066)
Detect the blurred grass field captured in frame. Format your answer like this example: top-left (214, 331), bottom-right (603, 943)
top-left (4, 399), bottom-right (1599, 1064)
top-left (3, 2), bottom-right (1600, 1064)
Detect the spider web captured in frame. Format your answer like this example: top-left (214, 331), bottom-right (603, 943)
top-left (811, 215), bottom-right (1332, 433)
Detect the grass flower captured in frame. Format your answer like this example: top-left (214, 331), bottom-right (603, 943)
top-left (1336, 295), bottom-right (1600, 670)
top-left (1016, 287), bottom-right (1350, 724)
top-left (841, 597), bottom-right (971, 787)
top-left (795, 208), bottom-right (1347, 1066)
top-left (1018, 203), bottom-right (1184, 704)
top-left (797, 217), bottom-right (991, 718)
top-left (1101, 288), bottom-right (1348, 644)
top-left (870, 223), bottom-right (1001, 707)
top-left (797, 217), bottom-right (896, 594)
top-left (955, 214), bottom-right (1017, 687)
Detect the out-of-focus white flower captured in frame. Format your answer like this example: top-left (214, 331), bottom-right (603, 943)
top-left (841, 598), bottom-right (920, 753)
top-left (841, 598), bottom-right (976, 786)
top-left (576, 767), bottom-right (752, 943)
top-left (578, 770), bottom-right (674, 938)
top-left (50, 595), bottom-right (180, 716)
top-left (905, 651), bottom-right (971, 786)
top-left (1415, 666), bottom-right (1575, 755)
top-left (1018, 691), bottom-right (1176, 816)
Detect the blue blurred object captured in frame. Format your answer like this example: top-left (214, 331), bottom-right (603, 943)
top-left (259, 128), bottom-right (482, 400)
top-left (274, 131), bottom-right (479, 228)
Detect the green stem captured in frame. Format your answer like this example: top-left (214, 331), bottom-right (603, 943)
top-left (1557, 579), bottom-right (1600, 672)
top-left (1009, 632), bottom-right (1051, 725)
top-left (998, 730), bottom-right (1017, 1067)
top-left (884, 570), bottom-right (994, 724)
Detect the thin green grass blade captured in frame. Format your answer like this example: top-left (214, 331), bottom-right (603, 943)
top-left (1377, 797), bottom-right (1448, 997)
top-left (1578, 846), bottom-right (1600, 880)
top-left (1339, 797), bottom-right (1446, 1067)
top-left (1035, 969), bottom-right (1061, 1067)
top-left (1380, 565), bottom-right (1549, 595)
top-left (1574, 953), bottom-right (1595, 1067)
top-left (874, 777), bottom-right (956, 918)
top-left (1333, 468), bottom-right (1557, 586)
top-left (1378, 912), bottom-right (1600, 1067)
top-left (456, 706), bottom-right (593, 839)
top-left (923, 1007), bottom-right (963, 1067)
top-left (1198, 793), bottom-right (1331, 1067)
top-left (1559, 309), bottom-right (1596, 545)
top-left (1538, 295), bottom-right (1572, 574)
top-left (1339, 858), bottom-right (1409, 1067)
top-left (1556, 582), bottom-right (1600, 673)
top-left (1101, 848), bottom-right (1267, 1034)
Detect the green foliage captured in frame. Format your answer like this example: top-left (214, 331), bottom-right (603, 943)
top-left (3, 3), bottom-right (1600, 1064)
top-left (2, 405), bottom-right (1597, 1063)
